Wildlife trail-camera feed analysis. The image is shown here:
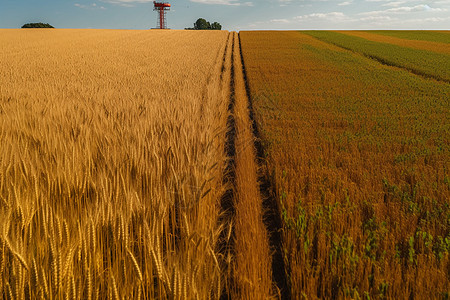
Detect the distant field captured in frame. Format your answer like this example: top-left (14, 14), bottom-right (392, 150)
top-left (305, 31), bottom-right (450, 82)
top-left (366, 30), bottom-right (450, 43)
top-left (336, 31), bottom-right (450, 55)
top-left (240, 31), bottom-right (449, 299)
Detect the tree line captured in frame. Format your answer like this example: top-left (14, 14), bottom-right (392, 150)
top-left (186, 18), bottom-right (222, 30)
top-left (22, 23), bottom-right (54, 28)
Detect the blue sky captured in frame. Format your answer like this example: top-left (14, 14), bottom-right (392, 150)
top-left (0, 0), bottom-right (449, 30)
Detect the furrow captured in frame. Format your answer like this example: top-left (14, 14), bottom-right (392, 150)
top-left (218, 31), bottom-right (236, 300)
top-left (226, 31), bottom-right (287, 299)
top-left (237, 32), bottom-right (290, 299)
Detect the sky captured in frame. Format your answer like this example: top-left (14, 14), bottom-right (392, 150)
top-left (0, 0), bottom-right (449, 31)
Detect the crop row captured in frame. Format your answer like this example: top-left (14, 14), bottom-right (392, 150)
top-left (305, 31), bottom-right (450, 82)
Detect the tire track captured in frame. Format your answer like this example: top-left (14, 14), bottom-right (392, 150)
top-left (237, 32), bottom-right (290, 299)
top-left (219, 31), bottom-right (289, 299)
top-left (218, 31), bottom-right (236, 300)
top-left (230, 30), bottom-right (272, 298)
top-left (200, 32), bottom-right (231, 119)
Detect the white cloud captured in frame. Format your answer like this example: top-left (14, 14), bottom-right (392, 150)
top-left (101, 0), bottom-right (152, 2)
top-left (389, 4), bottom-right (445, 12)
top-left (190, 0), bottom-right (253, 5)
top-left (360, 4), bottom-right (447, 16)
top-left (294, 12), bottom-right (348, 20)
top-left (278, 0), bottom-right (329, 4)
top-left (242, 0), bottom-right (449, 30)
top-left (381, 1), bottom-right (406, 7)
top-left (101, 0), bottom-right (253, 7)
top-left (100, 0), bottom-right (151, 6)
top-left (360, 15), bottom-right (450, 26)
top-left (365, 0), bottom-right (449, 4)
top-left (270, 18), bottom-right (291, 23)
top-left (359, 15), bottom-right (395, 21)
top-left (75, 3), bottom-right (106, 9)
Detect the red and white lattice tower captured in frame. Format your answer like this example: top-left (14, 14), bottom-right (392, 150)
top-left (153, 1), bottom-right (171, 29)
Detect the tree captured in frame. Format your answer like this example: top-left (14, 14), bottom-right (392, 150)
top-left (210, 22), bottom-right (222, 30)
top-left (22, 23), bottom-right (54, 28)
top-left (190, 18), bottom-right (222, 30)
top-left (194, 18), bottom-right (210, 30)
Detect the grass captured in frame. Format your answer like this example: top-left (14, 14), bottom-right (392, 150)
top-left (305, 30), bottom-right (450, 82)
top-left (0, 29), bottom-right (231, 299)
top-left (240, 30), bottom-right (450, 299)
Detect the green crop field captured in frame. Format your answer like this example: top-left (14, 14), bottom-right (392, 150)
top-left (305, 31), bottom-right (450, 82)
top-left (366, 30), bottom-right (450, 43)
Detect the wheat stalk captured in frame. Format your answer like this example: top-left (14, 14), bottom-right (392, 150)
top-left (63, 220), bottom-right (69, 247)
top-left (14, 251), bottom-right (29, 272)
top-left (71, 274), bottom-right (76, 300)
top-left (49, 237), bottom-right (59, 293)
top-left (56, 216), bottom-right (63, 245)
top-left (90, 222), bottom-right (96, 254)
top-left (41, 268), bottom-right (49, 298)
top-left (6, 282), bottom-right (13, 300)
top-left (126, 247), bottom-right (143, 282)
top-left (111, 273), bottom-right (120, 300)
top-left (62, 246), bottom-right (74, 280)
top-left (87, 266), bottom-right (92, 300)
top-left (31, 258), bottom-right (40, 297)
top-left (0, 239), bottom-right (5, 275)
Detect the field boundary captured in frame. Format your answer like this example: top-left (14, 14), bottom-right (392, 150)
top-left (238, 32), bottom-right (290, 300)
top-left (218, 31), bottom-right (236, 300)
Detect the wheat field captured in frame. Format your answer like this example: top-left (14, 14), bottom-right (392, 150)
top-left (4, 28), bottom-right (445, 299)
top-left (0, 29), bottom-right (232, 299)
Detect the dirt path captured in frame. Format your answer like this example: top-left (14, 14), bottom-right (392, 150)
top-left (218, 31), bottom-right (289, 299)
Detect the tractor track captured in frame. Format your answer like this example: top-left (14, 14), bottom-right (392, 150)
top-left (217, 31), bottom-right (290, 299)
top-left (218, 31), bottom-right (237, 300)
top-left (217, 31), bottom-right (289, 299)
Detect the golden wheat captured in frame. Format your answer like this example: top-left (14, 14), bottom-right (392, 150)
top-left (0, 29), bottom-right (231, 298)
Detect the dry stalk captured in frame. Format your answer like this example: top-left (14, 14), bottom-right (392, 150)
top-left (126, 247), bottom-right (143, 282)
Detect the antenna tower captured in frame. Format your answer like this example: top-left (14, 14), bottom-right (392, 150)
top-left (153, 1), bottom-right (171, 29)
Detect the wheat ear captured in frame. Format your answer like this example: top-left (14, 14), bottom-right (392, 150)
top-left (126, 247), bottom-right (143, 282)
top-left (111, 273), bottom-right (120, 300)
